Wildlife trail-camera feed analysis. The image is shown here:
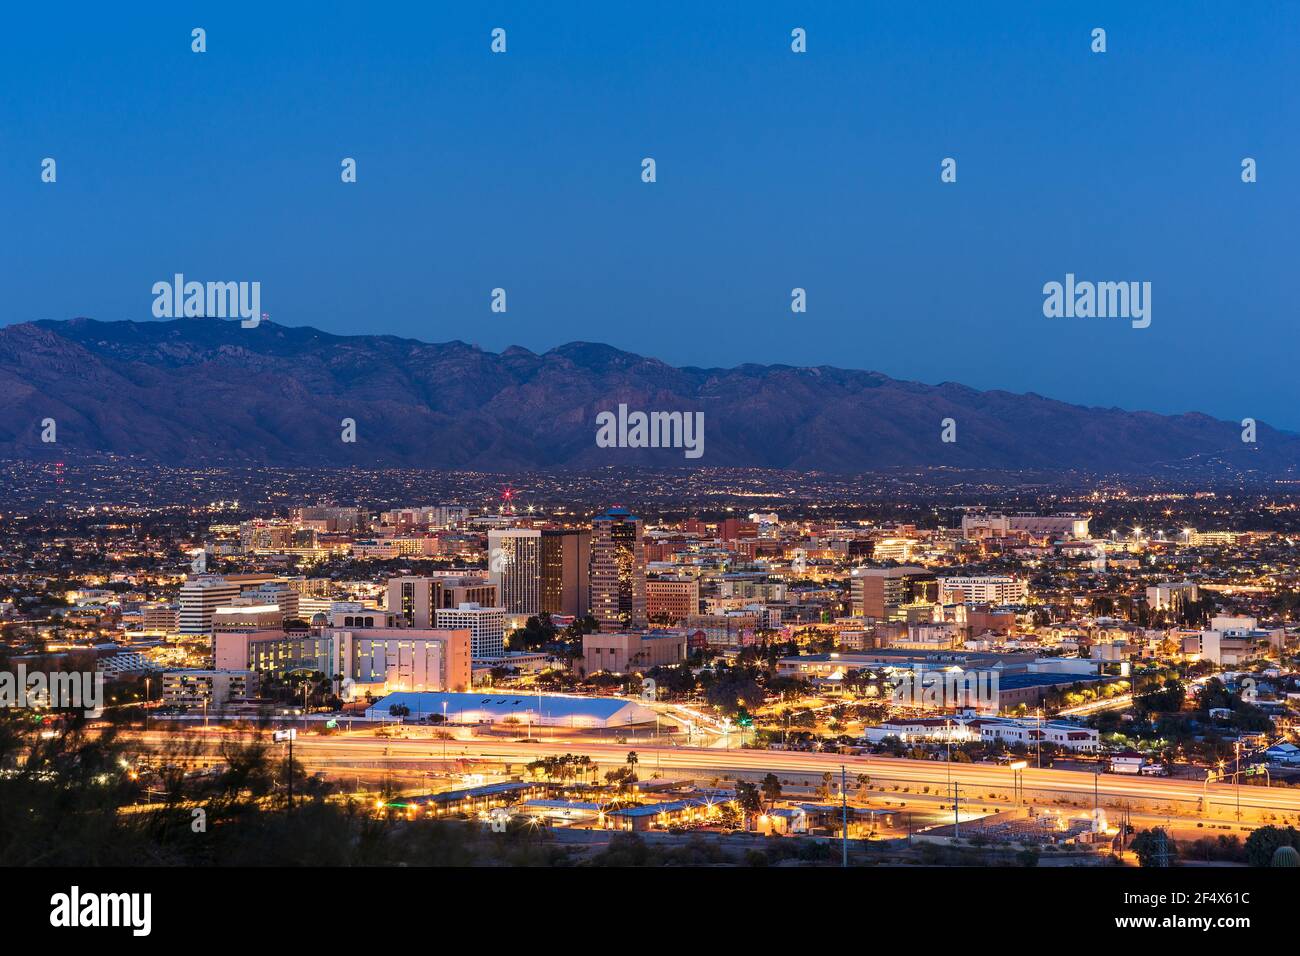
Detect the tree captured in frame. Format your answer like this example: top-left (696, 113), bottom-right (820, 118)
top-left (760, 773), bottom-right (783, 805)
top-left (855, 774), bottom-right (871, 799)
top-left (735, 782), bottom-right (763, 817)
top-left (604, 766), bottom-right (637, 790)
top-left (1244, 826), bottom-right (1300, 868)
top-left (1131, 828), bottom-right (1178, 867)
top-left (817, 772), bottom-right (834, 801)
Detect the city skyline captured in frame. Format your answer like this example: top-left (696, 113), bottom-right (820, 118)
top-left (3, 0), bottom-right (1297, 923)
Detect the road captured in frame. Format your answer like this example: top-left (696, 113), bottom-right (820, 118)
top-left (129, 728), bottom-right (1300, 826)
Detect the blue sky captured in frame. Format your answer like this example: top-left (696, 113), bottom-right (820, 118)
top-left (2, 2), bottom-right (1297, 426)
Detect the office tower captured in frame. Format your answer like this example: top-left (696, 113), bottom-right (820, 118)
top-left (387, 576), bottom-right (443, 629)
top-left (436, 603), bottom-right (507, 660)
top-left (540, 528), bottom-right (591, 617)
top-left (178, 576), bottom-right (243, 636)
top-left (646, 576), bottom-right (699, 624)
top-left (590, 508), bottom-right (647, 630)
top-left (487, 528), bottom-right (542, 615)
top-left (293, 506), bottom-right (364, 533)
top-left (851, 567), bottom-right (938, 620)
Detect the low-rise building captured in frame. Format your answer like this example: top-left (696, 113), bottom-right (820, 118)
top-left (161, 669), bottom-right (258, 709)
top-left (582, 630), bottom-right (687, 675)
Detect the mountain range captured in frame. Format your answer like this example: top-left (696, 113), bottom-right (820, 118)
top-left (0, 317), bottom-right (1293, 475)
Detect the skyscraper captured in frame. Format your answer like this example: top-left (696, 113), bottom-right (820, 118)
top-left (487, 528), bottom-right (541, 615)
top-left (540, 528), bottom-right (591, 618)
top-left (590, 508), bottom-right (647, 630)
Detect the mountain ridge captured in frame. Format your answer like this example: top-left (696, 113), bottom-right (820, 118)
top-left (0, 317), bottom-right (1292, 474)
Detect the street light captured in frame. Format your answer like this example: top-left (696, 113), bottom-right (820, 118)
top-left (1235, 740), bottom-right (1242, 822)
top-left (1008, 760), bottom-right (1027, 806)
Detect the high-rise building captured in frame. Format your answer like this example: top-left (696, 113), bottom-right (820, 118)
top-left (387, 576), bottom-right (443, 629)
top-left (646, 576), bottom-right (699, 624)
top-left (179, 577), bottom-right (242, 636)
top-left (236, 580), bottom-right (301, 619)
top-left (540, 529), bottom-right (591, 617)
top-left (851, 567), bottom-right (938, 620)
top-left (487, 529), bottom-right (542, 615)
top-left (590, 508), bottom-right (647, 630)
top-left (436, 603), bottom-right (507, 660)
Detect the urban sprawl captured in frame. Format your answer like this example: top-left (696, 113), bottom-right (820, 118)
top-left (4, 465), bottom-right (1300, 868)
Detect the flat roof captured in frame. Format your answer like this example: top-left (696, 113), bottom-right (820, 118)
top-left (369, 690), bottom-right (653, 721)
top-left (996, 673), bottom-right (1105, 689)
top-left (609, 798), bottom-right (713, 818)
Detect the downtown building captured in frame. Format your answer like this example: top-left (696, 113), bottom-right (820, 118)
top-left (937, 575), bottom-right (1029, 605)
top-left (960, 513), bottom-right (1090, 541)
top-left (220, 605), bottom-right (472, 696)
top-left (178, 574), bottom-right (276, 636)
top-left (388, 575), bottom-right (501, 630)
top-left (488, 528), bottom-right (542, 616)
top-left (590, 508), bottom-right (647, 630)
top-left (850, 567), bottom-right (938, 621)
top-left (646, 576), bottom-right (700, 624)
top-left (435, 603), bottom-right (506, 661)
top-left (540, 528), bottom-right (591, 618)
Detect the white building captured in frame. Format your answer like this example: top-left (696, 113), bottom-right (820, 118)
top-left (436, 602), bottom-right (507, 660)
top-left (938, 576), bottom-right (1029, 605)
top-left (366, 690), bottom-right (657, 728)
top-left (1197, 615), bottom-right (1280, 666)
top-left (967, 717), bottom-right (1100, 752)
top-left (1145, 581), bottom-right (1199, 611)
top-left (861, 716), bottom-right (1098, 752)
top-left (178, 577), bottom-right (243, 636)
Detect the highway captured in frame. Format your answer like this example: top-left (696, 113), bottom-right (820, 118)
top-left (132, 728), bottom-right (1300, 826)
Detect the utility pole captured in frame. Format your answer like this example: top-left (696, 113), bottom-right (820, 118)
top-left (1036, 708), bottom-right (1043, 769)
top-left (287, 730), bottom-right (294, 814)
top-left (946, 719), bottom-right (952, 784)
top-left (952, 782), bottom-right (959, 838)
top-left (275, 728), bottom-right (296, 814)
top-left (1235, 741), bottom-right (1242, 822)
top-left (841, 764), bottom-right (849, 868)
